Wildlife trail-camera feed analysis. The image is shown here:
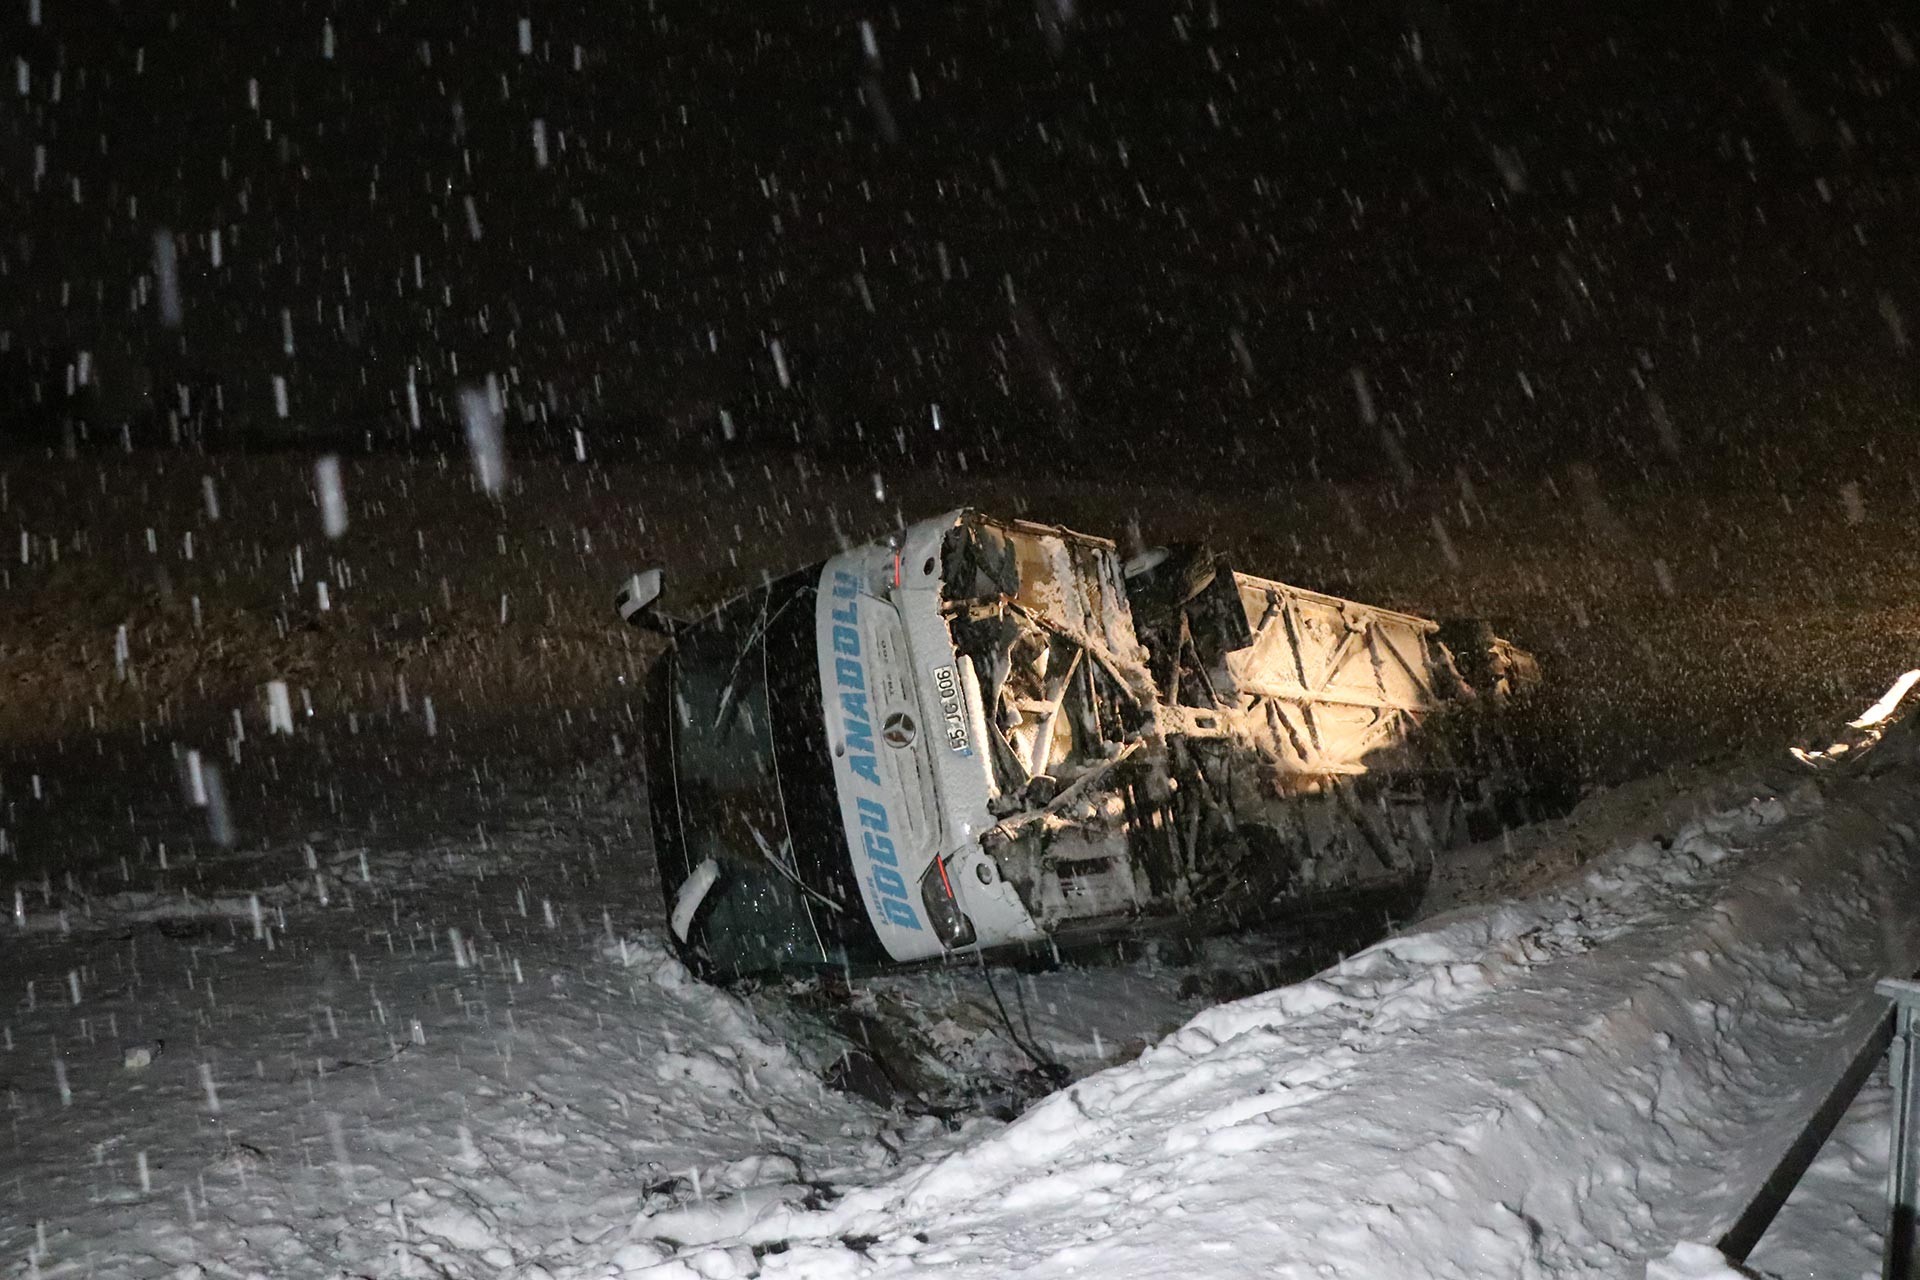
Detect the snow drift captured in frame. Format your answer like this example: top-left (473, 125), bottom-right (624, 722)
top-left (616, 721), bottom-right (1920, 1278)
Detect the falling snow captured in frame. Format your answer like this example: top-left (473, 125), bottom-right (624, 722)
top-left (4, 2), bottom-right (1920, 1276)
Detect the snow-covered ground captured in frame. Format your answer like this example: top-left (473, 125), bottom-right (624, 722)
top-left (0, 729), bottom-right (1268, 1278)
top-left (6, 697), bottom-right (1918, 1278)
top-left (621, 733), bottom-right (1916, 1280)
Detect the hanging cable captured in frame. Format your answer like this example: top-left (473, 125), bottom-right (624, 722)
top-left (976, 951), bottom-right (1068, 1087)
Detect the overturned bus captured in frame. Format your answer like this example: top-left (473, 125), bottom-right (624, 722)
top-left (619, 511), bottom-right (1536, 981)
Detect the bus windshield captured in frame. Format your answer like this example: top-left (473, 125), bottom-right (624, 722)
top-left (644, 570), bottom-right (886, 979)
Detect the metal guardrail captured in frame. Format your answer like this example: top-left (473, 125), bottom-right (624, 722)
top-left (1709, 977), bottom-right (1918, 1277)
top-left (1714, 1003), bottom-right (1896, 1263)
top-left (1882, 978), bottom-right (1920, 1280)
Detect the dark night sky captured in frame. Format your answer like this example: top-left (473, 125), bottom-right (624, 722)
top-left (3, 0), bottom-right (1917, 478)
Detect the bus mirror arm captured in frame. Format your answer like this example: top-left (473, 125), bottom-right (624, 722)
top-left (615, 568), bottom-right (675, 635)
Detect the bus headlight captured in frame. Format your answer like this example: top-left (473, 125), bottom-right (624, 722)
top-left (919, 857), bottom-right (976, 949)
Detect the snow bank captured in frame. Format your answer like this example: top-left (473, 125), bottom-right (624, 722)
top-left (615, 729), bottom-right (1920, 1278)
top-left (1645, 1243), bottom-right (1748, 1279)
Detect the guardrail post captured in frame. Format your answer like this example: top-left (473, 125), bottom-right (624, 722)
top-left (1879, 979), bottom-right (1920, 1280)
